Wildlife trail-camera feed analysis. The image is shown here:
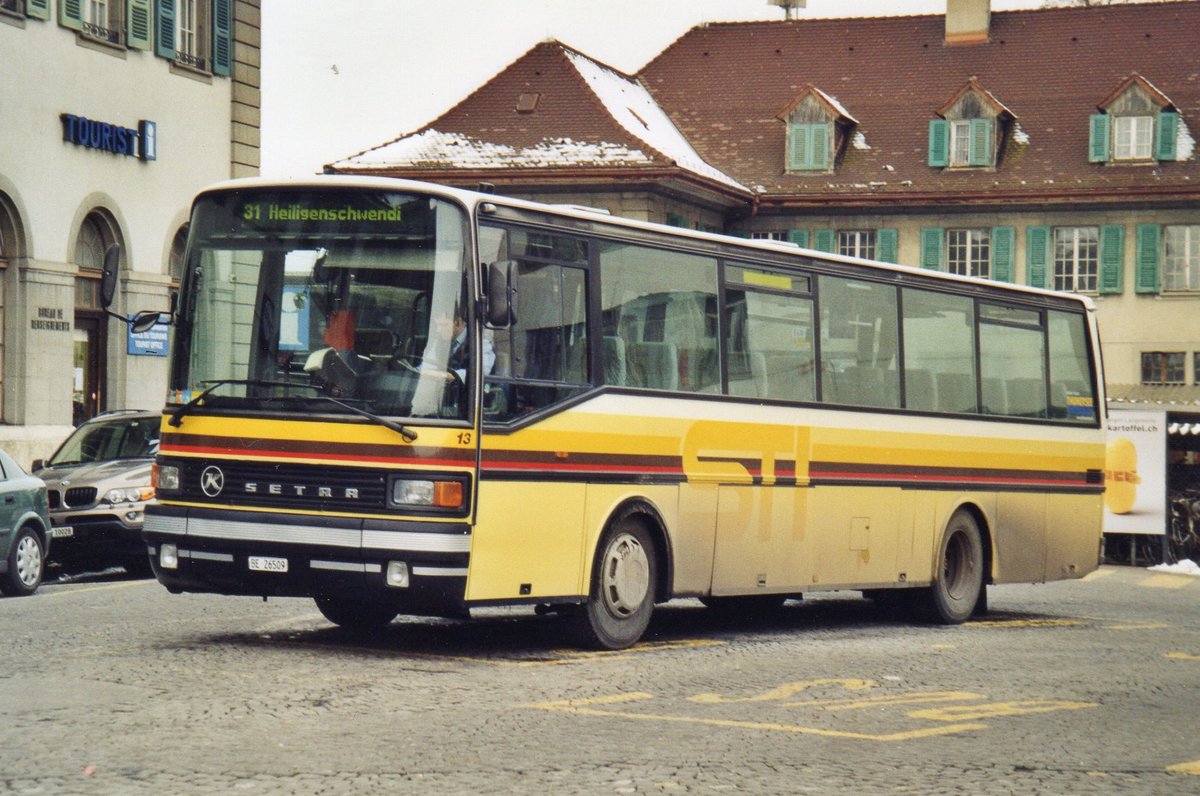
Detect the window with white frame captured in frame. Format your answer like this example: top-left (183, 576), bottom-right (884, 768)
top-left (946, 229), bottom-right (990, 278)
top-left (837, 230), bottom-right (876, 260)
top-left (176, 0), bottom-right (201, 67)
top-left (1163, 224), bottom-right (1200, 292)
top-left (1053, 227), bottom-right (1099, 293)
top-left (949, 121), bottom-right (973, 167)
top-left (1113, 115), bottom-right (1154, 160)
top-left (750, 232), bottom-right (787, 242)
top-left (83, 0), bottom-right (122, 45)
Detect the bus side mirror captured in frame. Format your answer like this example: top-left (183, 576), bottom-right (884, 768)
top-left (130, 310), bottom-right (168, 334)
top-left (486, 260), bottom-right (517, 328)
top-left (99, 244), bottom-right (120, 310)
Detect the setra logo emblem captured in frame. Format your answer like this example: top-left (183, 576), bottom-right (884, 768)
top-left (200, 465), bottom-right (226, 497)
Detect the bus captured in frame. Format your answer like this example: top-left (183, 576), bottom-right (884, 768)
top-left (140, 176), bottom-right (1106, 649)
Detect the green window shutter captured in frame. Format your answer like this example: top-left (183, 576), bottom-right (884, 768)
top-left (990, 226), bottom-right (1015, 282)
top-left (876, 228), bottom-right (898, 263)
top-left (26, 0), bottom-right (50, 20)
top-left (155, 0), bottom-right (176, 59)
top-left (969, 119), bottom-right (994, 167)
top-left (127, 0), bottom-right (153, 50)
top-left (813, 229), bottom-right (835, 253)
top-left (788, 125), bottom-right (807, 171)
top-left (665, 213), bottom-right (686, 228)
top-left (928, 120), bottom-right (949, 167)
top-left (1134, 224), bottom-right (1161, 294)
top-left (1025, 226), bottom-right (1051, 289)
top-left (920, 228), bottom-right (944, 270)
top-left (212, 0), bottom-right (233, 76)
top-left (787, 229), bottom-right (809, 248)
top-left (59, 0), bottom-right (84, 30)
top-left (1155, 111), bottom-right (1178, 161)
top-left (1098, 224), bottom-right (1125, 295)
top-left (1088, 114), bottom-right (1110, 163)
top-left (810, 124), bottom-right (830, 170)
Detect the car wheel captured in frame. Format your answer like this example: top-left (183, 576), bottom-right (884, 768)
top-left (1, 526), bottom-right (45, 597)
top-left (314, 594), bottom-right (399, 630)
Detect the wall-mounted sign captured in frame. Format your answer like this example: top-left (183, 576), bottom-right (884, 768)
top-left (61, 113), bottom-right (157, 161)
top-left (30, 306), bottom-right (70, 332)
top-left (127, 317), bottom-right (169, 357)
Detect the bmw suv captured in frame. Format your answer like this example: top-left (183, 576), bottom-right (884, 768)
top-left (33, 411), bottom-right (160, 575)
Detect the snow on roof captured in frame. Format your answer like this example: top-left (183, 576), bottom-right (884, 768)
top-left (562, 49), bottom-right (746, 191)
top-left (332, 129), bottom-right (656, 171)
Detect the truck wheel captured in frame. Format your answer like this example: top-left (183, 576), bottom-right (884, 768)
top-left (1, 526), bottom-right (45, 597)
top-left (573, 516), bottom-right (657, 650)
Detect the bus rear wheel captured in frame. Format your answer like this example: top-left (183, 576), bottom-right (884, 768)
top-left (573, 517), bottom-right (657, 650)
top-left (314, 594), bottom-right (399, 631)
top-left (920, 509), bottom-right (984, 624)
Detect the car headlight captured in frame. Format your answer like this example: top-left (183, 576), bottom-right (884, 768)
top-left (104, 486), bottom-right (156, 504)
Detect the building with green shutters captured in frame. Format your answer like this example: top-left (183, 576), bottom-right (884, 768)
top-left (329, 1), bottom-right (1200, 411)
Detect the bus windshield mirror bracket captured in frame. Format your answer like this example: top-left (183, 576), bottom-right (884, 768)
top-left (98, 244), bottom-right (173, 332)
top-left (486, 260), bottom-right (517, 328)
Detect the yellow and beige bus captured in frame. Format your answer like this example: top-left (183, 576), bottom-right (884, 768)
top-left (141, 176), bottom-right (1106, 649)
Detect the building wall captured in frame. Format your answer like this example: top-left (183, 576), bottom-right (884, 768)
top-left (0, 3), bottom-right (259, 467)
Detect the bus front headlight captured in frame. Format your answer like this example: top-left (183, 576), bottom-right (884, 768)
top-left (390, 478), bottom-right (464, 510)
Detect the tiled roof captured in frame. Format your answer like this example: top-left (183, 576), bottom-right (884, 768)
top-left (331, 2), bottom-right (1200, 208)
top-left (640, 1), bottom-right (1200, 205)
top-left (330, 42), bottom-right (744, 191)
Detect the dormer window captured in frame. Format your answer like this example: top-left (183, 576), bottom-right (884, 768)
top-left (928, 78), bottom-right (1013, 170)
top-left (1089, 74), bottom-right (1179, 164)
top-left (778, 85), bottom-right (857, 174)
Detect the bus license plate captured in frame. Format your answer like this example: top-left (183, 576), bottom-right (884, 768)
top-left (51, 526), bottom-right (74, 538)
top-left (248, 556), bottom-right (288, 573)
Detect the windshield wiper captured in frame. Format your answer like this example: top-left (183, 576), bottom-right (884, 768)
top-left (168, 378), bottom-right (318, 428)
top-left (169, 378), bottom-right (418, 442)
top-left (300, 394), bottom-right (418, 443)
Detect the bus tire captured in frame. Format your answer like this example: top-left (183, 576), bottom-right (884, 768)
top-left (314, 594), bottom-right (399, 631)
top-left (920, 509), bottom-right (984, 624)
top-left (573, 516), bottom-right (657, 650)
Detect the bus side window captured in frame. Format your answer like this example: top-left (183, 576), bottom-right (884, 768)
top-left (818, 276), bottom-right (900, 408)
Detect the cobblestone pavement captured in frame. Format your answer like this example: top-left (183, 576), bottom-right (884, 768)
top-left (1, 565), bottom-right (1198, 795)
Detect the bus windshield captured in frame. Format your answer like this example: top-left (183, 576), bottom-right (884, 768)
top-left (172, 189), bottom-right (472, 422)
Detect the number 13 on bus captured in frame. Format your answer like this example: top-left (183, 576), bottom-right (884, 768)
top-left (139, 177), bottom-right (1106, 649)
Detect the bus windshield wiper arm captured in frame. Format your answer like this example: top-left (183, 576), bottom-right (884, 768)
top-left (168, 378), bottom-right (323, 428)
top-left (169, 379), bottom-right (417, 441)
top-left (303, 393), bottom-right (419, 443)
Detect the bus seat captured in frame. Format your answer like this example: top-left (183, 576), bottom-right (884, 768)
top-left (603, 336), bottom-right (627, 385)
top-left (1007, 377), bottom-right (1048, 418)
top-left (627, 341), bottom-right (679, 390)
top-left (353, 327), bottom-right (395, 357)
top-left (905, 368), bottom-right (936, 411)
top-left (981, 377), bottom-right (1008, 415)
top-left (935, 372), bottom-right (976, 413)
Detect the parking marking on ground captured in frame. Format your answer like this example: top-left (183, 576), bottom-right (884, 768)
top-left (1166, 651), bottom-right (1200, 661)
top-left (37, 580), bottom-right (155, 598)
top-left (1142, 574), bottom-right (1195, 590)
top-left (1167, 759), bottom-right (1200, 776)
top-left (524, 678), bottom-right (1097, 742)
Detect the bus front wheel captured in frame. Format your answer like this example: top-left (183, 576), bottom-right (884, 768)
top-left (573, 517), bottom-right (657, 650)
top-left (920, 509), bottom-right (984, 624)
